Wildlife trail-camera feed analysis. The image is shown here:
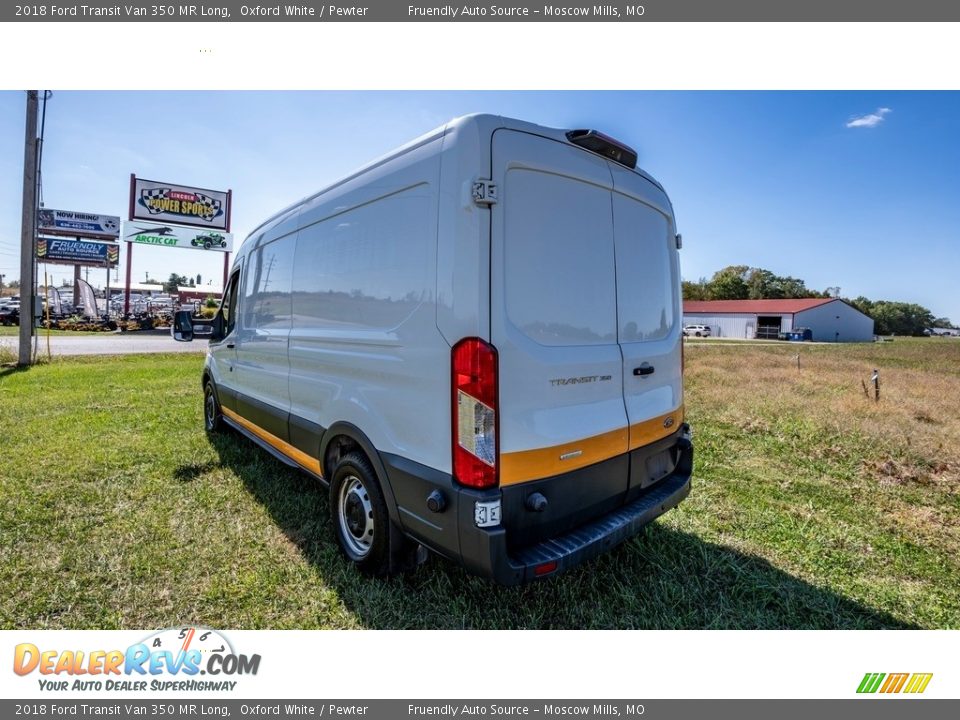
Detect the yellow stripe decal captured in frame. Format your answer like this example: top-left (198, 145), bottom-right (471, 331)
top-left (629, 406), bottom-right (684, 452)
top-left (500, 426), bottom-right (629, 486)
top-left (500, 405), bottom-right (683, 486)
top-left (222, 406), bottom-right (323, 478)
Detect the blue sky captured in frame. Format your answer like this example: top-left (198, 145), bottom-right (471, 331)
top-left (1, 91), bottom-right (957, 321)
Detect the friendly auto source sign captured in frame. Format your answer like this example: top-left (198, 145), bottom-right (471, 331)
top-left (123, 221), bottom-right (234, 253)
top-left (37, 208), bottom-right (120, 240)
top-left (131, 176), bottom-right (231, 231)
top-left (37, 237), bottom-right (119, 267)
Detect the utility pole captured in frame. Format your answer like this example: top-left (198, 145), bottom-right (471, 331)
top-left (18, 91), bottom-right (38, 366)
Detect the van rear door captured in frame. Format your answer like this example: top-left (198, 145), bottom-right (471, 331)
top-left (610, 164), bottom-right (684, 493)
top-left (490, 129), bottom-right (629, 546)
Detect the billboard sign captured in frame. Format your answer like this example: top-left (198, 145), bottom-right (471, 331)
top-left (37, 237), bottom-right (120, 267)
top-left (123, 221), bottom-right (234, 253)
top-left (37, 208), bottom-right (121, 240)
top-left (131, 176), bottom-right (231, 231)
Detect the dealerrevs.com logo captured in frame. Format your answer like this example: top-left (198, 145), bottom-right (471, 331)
top-left (13, 627), bottom-right (260, 692)
top-left (857, 672), bottom-right (933, 694)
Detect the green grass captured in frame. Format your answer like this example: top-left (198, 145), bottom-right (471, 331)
top-left (0, 326), bottom-right (112, 336)
top-left (1, 340), bottom-right (958, 629)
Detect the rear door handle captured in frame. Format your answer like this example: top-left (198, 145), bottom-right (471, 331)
top-left (633, 365), bottom-right (655, 376)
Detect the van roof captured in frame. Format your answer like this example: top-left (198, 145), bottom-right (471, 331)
top-left (243, 113), bottom-right (668, 248)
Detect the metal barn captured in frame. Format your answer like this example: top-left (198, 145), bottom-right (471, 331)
top-left (683, 298), bottom-right (874, 342)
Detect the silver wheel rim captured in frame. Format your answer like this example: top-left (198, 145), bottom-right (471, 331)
top-left (205, 391), bottom-right (216, 429)
top-left (338, 474), bottom-right (375, 558)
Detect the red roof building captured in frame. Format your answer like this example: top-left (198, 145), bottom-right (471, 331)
top-left (682, 298), bottom-right (874, 342)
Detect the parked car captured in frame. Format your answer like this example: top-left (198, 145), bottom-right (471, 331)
top-left (683, 324), bottom-right (711, 337)
top-left (0, 307), bottom-right (19, 326)
top-left (172, 114), bottom-right (693, 585)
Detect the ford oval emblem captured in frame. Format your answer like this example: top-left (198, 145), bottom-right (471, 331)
top-left (663, 417), bottom-right (675, 429)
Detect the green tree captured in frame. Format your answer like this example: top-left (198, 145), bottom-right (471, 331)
top-left (682, 279), bottom-right (708, 300)
top-left (867, 301), bottom-right (935, 336)
top-left (164, 273), bottom-right (189, 294)
top-left (705, 265), bottom-right (749, 300)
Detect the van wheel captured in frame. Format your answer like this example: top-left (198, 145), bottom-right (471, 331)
top-left (330, 452), bottom-right (392, 576)
top-left (204, 381), bottom-right (222, 433)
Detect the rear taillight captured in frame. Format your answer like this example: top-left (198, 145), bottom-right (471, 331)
top-left (452, 338), bottom-right (498, 489)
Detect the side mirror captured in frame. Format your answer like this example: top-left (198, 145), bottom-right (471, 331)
top-left (172, 310), bottom-right (194, 342)
top-left (209, 312), bottom-right (225, 342)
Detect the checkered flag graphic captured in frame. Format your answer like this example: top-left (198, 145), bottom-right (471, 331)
top-left (194, 192), bottom-right (223, 221)
top-left (140, 187), bottom-right (168, 214)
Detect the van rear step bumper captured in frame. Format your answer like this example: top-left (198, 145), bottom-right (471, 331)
top-left (453, 463), bottom-right (691, 586)
top-left (508, 471), bottom-right (690, 582)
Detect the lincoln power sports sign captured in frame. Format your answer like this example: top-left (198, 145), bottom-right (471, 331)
top-left (130, 175), bottom-right (232, 232)
top-left (37, 238), bottom-right (120, 267)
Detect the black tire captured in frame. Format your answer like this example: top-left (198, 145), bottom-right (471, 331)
top-left (329, 451), bottom-right (393, 576)
top-left (203, 381), bottom-right (223, 433)
top-left (695, 331), bottom-right (701, 337)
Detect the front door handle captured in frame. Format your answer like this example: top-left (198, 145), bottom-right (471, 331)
top-left (226, 342), bottom-right (235, 349)
top-left (633, 365), bottom-right (655, 377)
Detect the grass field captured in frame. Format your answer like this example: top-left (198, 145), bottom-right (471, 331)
top-left (1, 339), bottom-right (958, 629)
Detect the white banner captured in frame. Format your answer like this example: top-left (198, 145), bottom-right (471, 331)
top-left (0, 629), bottom-right (956, 700)
top-left (123, 221), bottom-right (234, 253)
top-left (37, 208), bottom-right (121, 240)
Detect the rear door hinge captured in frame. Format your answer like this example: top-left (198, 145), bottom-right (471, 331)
top-left (472, 179), bottom-right (498, 206)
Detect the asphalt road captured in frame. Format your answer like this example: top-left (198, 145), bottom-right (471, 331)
top-left (0, 332), bottom-right (209, 356)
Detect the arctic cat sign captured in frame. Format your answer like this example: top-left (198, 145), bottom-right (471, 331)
top-left (123, 221), bottom-right (234, 253)
top-left (130, 176), bottom-right (232, 231)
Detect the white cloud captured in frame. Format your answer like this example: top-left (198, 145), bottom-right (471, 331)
top-left (846, 107), bottom-right (892, 129)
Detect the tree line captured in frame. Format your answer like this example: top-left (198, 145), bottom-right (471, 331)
top-left (683, 265), bottom-right (953, 336)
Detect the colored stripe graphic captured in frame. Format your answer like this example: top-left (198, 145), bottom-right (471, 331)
top-left (222, 407), bottom-right (323, 477)
top-left (857, 673), bottom-right (885, 693)
top-left (857, 672), bottom-right (932, 694)
top-left (880, 673), bottom-right (908, 693)
top-left (904, 673), bottom-right (933, 694)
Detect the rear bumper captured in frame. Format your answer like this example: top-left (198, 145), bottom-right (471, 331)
top-left (458, 440), bottom-right (692, 585)
top-left (382, 427), bottom-right (693, 585)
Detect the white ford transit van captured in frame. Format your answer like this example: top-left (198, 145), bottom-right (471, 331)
top-left (173, 114), bottom-right (693, 584)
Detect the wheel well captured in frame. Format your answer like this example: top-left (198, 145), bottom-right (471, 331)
top-left (201, 370), bottom-right (211, 390)
top-left (323, 434), bottom-right (363, 480)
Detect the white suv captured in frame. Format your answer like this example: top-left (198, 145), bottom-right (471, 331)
top-left (683, 324), bottom-right (711, 337)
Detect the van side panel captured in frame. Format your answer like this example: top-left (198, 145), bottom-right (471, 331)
top-left (435, 115), bottom-right (500, 347)
top-left (286, 136), bottom-right (449, 490)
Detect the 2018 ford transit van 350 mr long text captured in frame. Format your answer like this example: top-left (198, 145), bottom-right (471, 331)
top-left (173, 114), bottom-right (693, 585)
